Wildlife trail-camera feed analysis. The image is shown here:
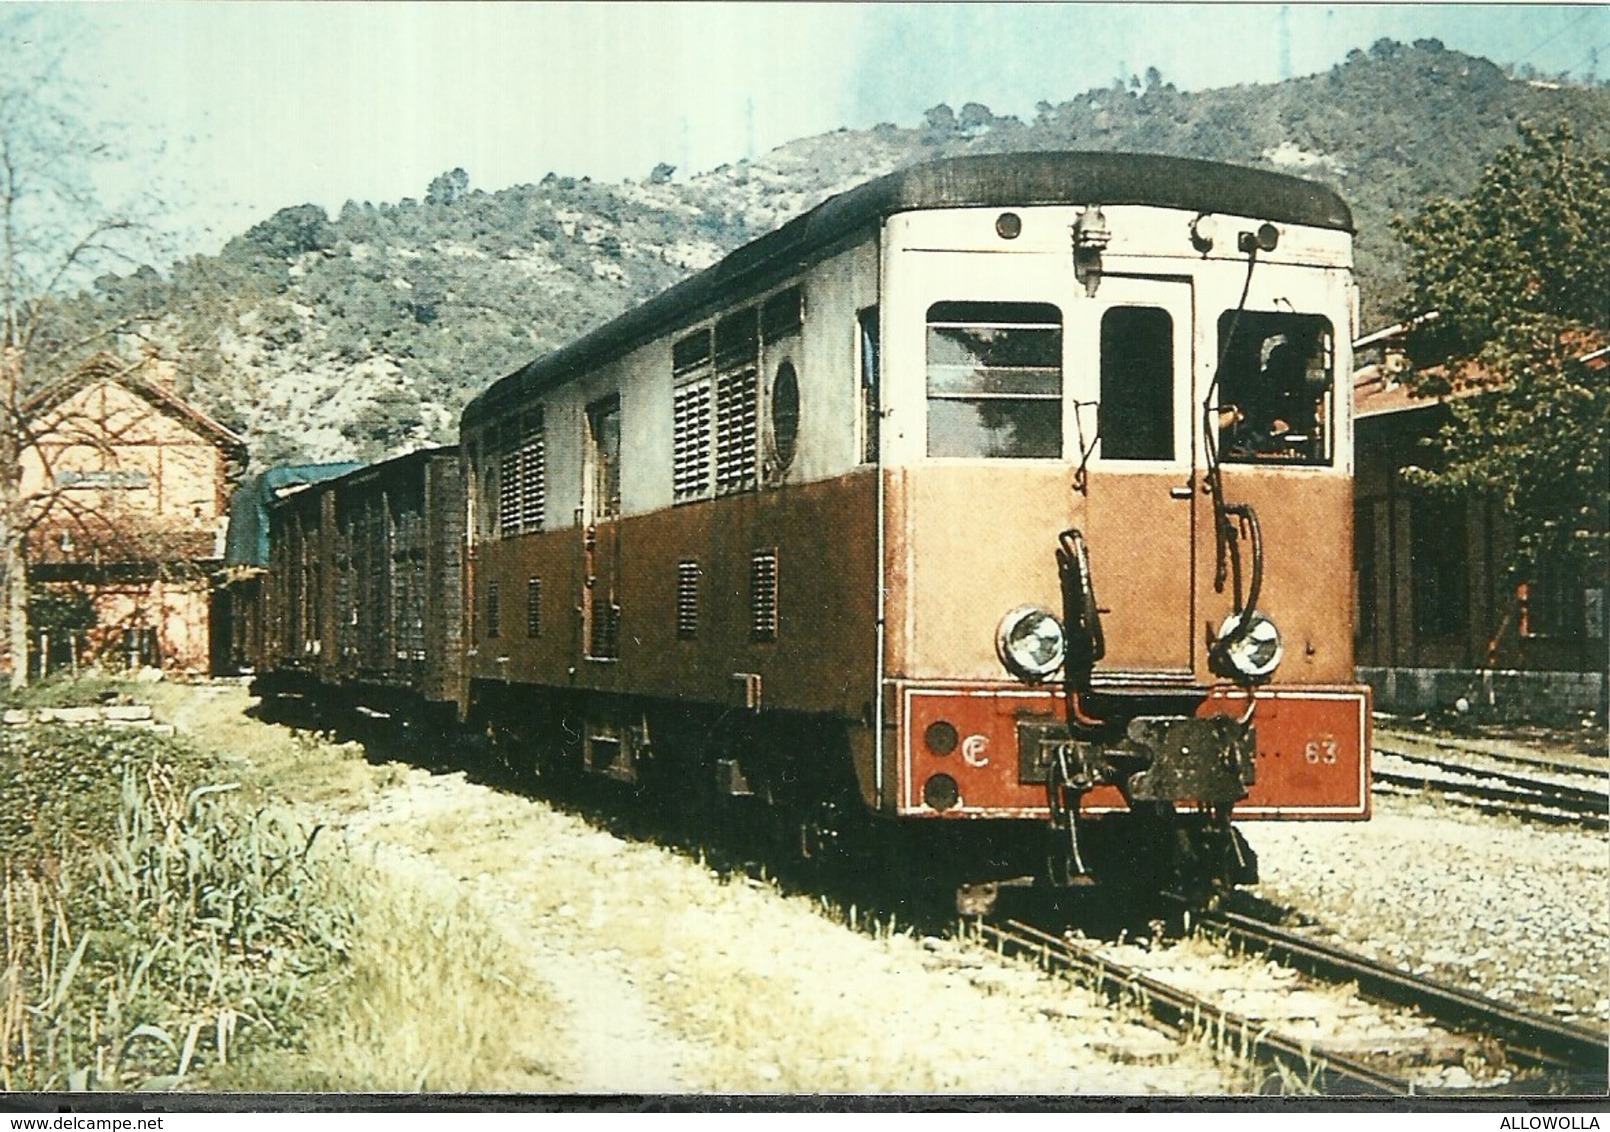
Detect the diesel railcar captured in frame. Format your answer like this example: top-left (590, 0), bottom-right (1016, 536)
top-left (257, 151), bottom-right (1372, 901)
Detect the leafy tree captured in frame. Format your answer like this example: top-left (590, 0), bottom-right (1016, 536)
top-left (1395, 122), bottom-right (1610, 594)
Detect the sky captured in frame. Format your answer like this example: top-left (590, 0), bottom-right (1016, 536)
top-left (10, 2), bottom-right (1609, 256)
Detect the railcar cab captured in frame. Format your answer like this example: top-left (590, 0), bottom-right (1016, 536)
top-left (874, 154), bottom-right (1369, 895)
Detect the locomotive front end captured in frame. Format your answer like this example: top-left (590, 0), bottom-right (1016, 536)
top-left (875, 154), bottom-right (1370, 902)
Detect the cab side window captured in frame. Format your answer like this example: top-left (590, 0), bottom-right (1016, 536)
top-left (1216, 312), bottom-right (1335, 465)
top-left (926, 301), bottom-right (1062, 459)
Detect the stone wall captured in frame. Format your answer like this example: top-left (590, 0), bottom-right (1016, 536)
top-left (1359, 666), bottom-right (1606, 725)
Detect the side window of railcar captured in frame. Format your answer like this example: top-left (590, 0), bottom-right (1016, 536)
top-left (858, 307), bottom-right (880, 464)
top-left (1215, 313), bottom-right (1335, 465)
top-left (1099, 306), bottom-right (1174, 461)
top-left (926, 301), bottom-right (1062, 459)
top-left (587, 395), bottom-right (622, 520)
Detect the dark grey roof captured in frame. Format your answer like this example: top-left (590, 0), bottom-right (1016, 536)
top-left (462, 151), bottom-right (1353, 429)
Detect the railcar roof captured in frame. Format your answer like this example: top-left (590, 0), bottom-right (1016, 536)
top-left (462, 151), bottom-right (1353, 429)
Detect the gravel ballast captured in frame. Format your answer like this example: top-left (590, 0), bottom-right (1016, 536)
top-left (1245, 792), bottom-right (1609, 1028)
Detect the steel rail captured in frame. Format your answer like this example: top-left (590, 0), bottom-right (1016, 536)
top-left (979, 918), bottom-right (1412, 1095)
top-left (1201, 907), bottom-right (1609, 1090)
top-left (1376, 732), bottom-right (1598, 781)
top-left (1373, 768), bottom-right (1610, 830)
top-left (1376, 746), bottom-right (1608, 810)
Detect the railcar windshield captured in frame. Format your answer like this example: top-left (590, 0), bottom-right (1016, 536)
top-left (1215, 312), bottom-right (1335, 465)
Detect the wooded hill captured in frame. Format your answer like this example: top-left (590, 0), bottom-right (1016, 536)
top-left (38, 39), bottom-right (1610, 466)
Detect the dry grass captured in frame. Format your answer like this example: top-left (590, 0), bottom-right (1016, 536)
top-left (214, 866), bottom-right (565, 1092)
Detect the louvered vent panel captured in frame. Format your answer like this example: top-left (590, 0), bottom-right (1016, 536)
top-left (485, 580), bottom-right (501, 640)
top-left (672, 381), bottom-right (712, 501)
top-left (676, 560), bottom-right (699, 639)
top-left (526, 576), bottom-right (541, 638)
top-left (715, 368), bottom-right (759, 495)
top-left (497, 451), bottom-right (520, 538)
top-left (519, 434), bottom-right (545, 529)
top-left (589, 601), bottom-right (621, 659)
top-left (750, 549), bottom-right (778, 640)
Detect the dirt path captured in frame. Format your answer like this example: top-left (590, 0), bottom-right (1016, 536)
top-left (165, 683), bottom-right (1235, 1095)
top-left (340, 773), bottom-right (692, 1093)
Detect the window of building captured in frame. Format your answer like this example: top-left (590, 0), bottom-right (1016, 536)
top-left (526, 576), bottom-right (542, 638)
top-left (1521, 563), bottom-right (1586, 639)
top-left (485, 579), bottom-right (501, 640)
top-left (1354, 501), bottom-right (1376, 645)
top-left (587, 395), bottom-right (622, 520)
top-left (1215, 312), bottom-right (1334, 465)
top-left (926, 301), bottom-right (1062, 459)
top-left (1411, 498), bottom-right (1466, 639)
top-left (589, 599), bottom-right (621, 659)
top-left (1099, 306), bottom-right (1174, 461)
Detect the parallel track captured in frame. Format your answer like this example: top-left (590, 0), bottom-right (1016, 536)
top-left (1200, 906), bottom-right (1609, 1093)
top-left (977, 910), bottom-right (1607, 1095)
top-left (1373, 745), bottom-right (1609, 830)
top-left (978, 918), bottom-right (1414, 1095)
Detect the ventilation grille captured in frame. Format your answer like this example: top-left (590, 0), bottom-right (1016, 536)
top-left (589, 600), bottom-right (621, 659)
top-left (526, 576), bottom-right (541, 638)
top-left (497, 452), bottom-right (519, 537)
top-left (672, 380), bottom-right (712, 501)
top-left (750, 549), bottom-right (778, 640)
top-left (676, 560), bottom-right (700, 639)
top-left (485, 580), bottom-right (501, 640)
top-left (518, 433), bottom-right (545, 529)
top-left (715, 369), bottom-right (759, 495)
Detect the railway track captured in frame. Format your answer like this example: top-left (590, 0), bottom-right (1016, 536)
top-left (976, 918), bottom-right (1413, 1095)
top-left (1200, 905), bottom-right (1608, 1093)
top-left (1373, 742), bottom-right (1609, 830)
top-left (976, 911), bottom-right (1608, 1096)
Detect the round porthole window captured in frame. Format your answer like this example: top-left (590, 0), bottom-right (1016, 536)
top-left (772, 360), bottom-right (800, 472)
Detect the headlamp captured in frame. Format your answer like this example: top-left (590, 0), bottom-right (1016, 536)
top-left (1215, 610), bottom-right (1283, 681)
top-left (996, 606), bottom-right (1066, 683)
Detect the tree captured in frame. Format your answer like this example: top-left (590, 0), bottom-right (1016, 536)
top-left (1394, 122), bottom-right (1609, 600)
top-left (0, 11), bottom-right (150, 687)
top-left (425, 167), bottom-right (470, 207)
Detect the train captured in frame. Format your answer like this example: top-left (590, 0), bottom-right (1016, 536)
top-left (236, 151), bottom-right (1372, 908)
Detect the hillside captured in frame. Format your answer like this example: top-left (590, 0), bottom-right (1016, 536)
top-left (39, 40), bottom-right (1610, 466)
